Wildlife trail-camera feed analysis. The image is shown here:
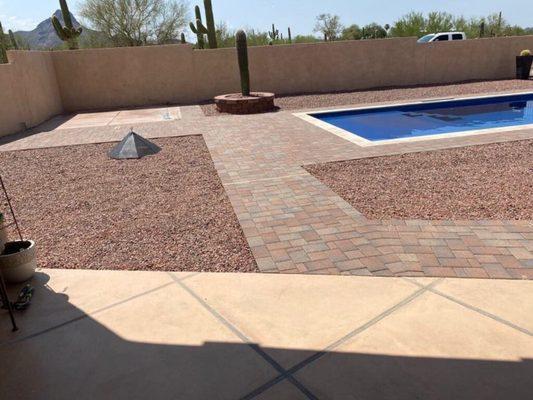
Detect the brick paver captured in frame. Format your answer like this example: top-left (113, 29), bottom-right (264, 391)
top-left (199, 102), bottom-right (533, 280)
top-left (1, 94), bottom-right (532, 279)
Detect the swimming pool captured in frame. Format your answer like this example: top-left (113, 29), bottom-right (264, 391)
top-left (296, 92), bottom-right (533, 146)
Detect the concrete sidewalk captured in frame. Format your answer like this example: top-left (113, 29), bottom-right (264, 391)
top-left (1, 269), bottom-right (532, 399)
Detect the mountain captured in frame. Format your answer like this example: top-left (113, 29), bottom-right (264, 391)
top-left (14, 10), bottom-right (96, 49)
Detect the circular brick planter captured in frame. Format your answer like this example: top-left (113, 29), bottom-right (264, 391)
top-left (215, 92), bottom-right (275, 114)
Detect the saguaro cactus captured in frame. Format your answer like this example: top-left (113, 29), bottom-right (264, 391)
top-left (287, 27), bottom-right (292, 43)
top-left (51, 0), bottom-right (82, 50)
top-left (181, 33), bottom-right (186, 44)
top-left (236, 30), bottom-right (250, 96)
top-left (8, 30), bottom-right (18, 49)
top-left (203, 0), bottom-right (217, 49)
top-left (189, 5), bottom-right (206, 49)
top-left (0, 22), bottom-right (8, 64)
top-left (189, 0), bottom-right (217, 49)
top-left (268, 24), bottom-right (279, 41)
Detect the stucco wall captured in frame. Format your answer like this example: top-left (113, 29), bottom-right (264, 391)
top-left (1, 35), bottom-right (533, 136)
top-left (0, 51), bottom-right (63, 137)
top-left (51, 45), bottom-right (197, 111)
top-left (48, 36), bottom-right (533, 112)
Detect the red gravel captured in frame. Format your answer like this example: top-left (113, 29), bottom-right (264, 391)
top-left (201, 79), bottom-right (533, 115)
top-left (305, 140), bottom-right (533, 220)
top-left (0, 136), bottom-right (257, 272)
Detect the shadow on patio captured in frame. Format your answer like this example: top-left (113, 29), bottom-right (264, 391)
top-left (0, 272), bottom-right (531, 399)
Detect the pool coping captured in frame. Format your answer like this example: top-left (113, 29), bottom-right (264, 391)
top-left (293, 91), bottom-right (533, 147)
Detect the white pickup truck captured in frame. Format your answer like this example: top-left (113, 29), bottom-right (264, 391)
top-left (417, 32), bottom-right (467, 43)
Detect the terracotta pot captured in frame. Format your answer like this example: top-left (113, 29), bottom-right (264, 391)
top-left (0, 219), bottom-right (7, 254)
top-left (0, 240), bottom-right (37, 283)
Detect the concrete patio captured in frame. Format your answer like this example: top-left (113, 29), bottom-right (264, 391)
top-left (1, 269), bottom-right (532, 399)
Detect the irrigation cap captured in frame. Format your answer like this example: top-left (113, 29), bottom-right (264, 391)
top-left (108, 129), bottom-right (161, 160)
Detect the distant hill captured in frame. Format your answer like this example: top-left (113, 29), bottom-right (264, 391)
top-left (14, 9), bottom-right (97, 49)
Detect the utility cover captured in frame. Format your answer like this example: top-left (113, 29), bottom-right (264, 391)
top-left (108, 131), bottom-right (161, 159)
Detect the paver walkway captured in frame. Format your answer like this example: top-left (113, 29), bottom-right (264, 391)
top-left (1, 269), bottom-right (532, 399)
top-left (1, 94), bottom-right (532, 279)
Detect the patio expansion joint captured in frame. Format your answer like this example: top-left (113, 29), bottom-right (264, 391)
top-left (403, 278), bottom-right (533, 337)
top-left (167, 272), bottom-right (319, 400)
top-left (0, 272), bottom-right (200, 348)
top-left (107, 111), bottom-right (121, 126)
top-left (241, 278), bottom-right (442, 399)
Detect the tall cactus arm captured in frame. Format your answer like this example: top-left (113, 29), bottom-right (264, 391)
top-left (59, 0), bottom-right (74, 29)
top-left (236, 30), bottom-right (250, 96)
top-left (0, 21), bottom-right (8, 64)
top-left (268, 23), bottom-right (279, 40)
top-left (196, 19), bottom-right (209, 34)
top-left (8, 30), bottom-right (18, 49)
top-left (52, 16), bottom-right (68, 41)
top-left (51, 0), bottom-right (81, 49)
top-left (190, 19), bottom-right (207, 48)
top-left (190, 6), bottom-right (206, 49)
top-left (203, 0), bottom-right (217, 48)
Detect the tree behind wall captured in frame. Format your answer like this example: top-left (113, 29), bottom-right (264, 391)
top-left (314, 14), bottom-right (343, 41)
top-left (79, 0), bottom-right (188, 46)
top-left (390, 10), bottom-right (521, 39)
top-left (361, 23), bottom-right (387, 39)
top-left (342, 24), bottom-right (362, 40)
top-left (425, 11), bottom-right (454, 34)
top-left (390, 12), bottom-right (426, 37)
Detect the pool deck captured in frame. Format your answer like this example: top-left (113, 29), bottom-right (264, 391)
top-left (294, 90), bottom-right (533, 146)
top-left (0, 90), bottom-right (532, 279)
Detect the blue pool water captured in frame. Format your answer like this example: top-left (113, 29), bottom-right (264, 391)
top-left (310, 93), bottom-right (533, 141)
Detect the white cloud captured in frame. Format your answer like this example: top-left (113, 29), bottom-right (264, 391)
top-left (0, 14), bottom-right (37, 31)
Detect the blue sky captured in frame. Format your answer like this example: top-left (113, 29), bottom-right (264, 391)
top-left (0, 0), bottom-right (530, 34)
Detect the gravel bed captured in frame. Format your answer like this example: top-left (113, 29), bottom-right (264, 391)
top-left (0, 136), bottom-right (257, 272)
top-left (305, 140), bottom-right (533, 220)
top-left (201, 80), bottom-right (533, 115)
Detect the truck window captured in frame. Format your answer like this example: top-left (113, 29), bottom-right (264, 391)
top-left (434, 35), bottom-right (449, 41)
top-left (452, 34), bottom-right (463, 40)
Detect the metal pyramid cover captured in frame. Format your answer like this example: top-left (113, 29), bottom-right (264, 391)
top-left (108, 131), bottom-right (161, 159)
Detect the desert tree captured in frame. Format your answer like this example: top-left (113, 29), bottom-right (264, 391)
top-left (361, 23), bottom-right (387, 39)
top-left (314, 14), bottom-right (343, 41)
top-left (390, 11), bottom-right (521, 39)
top-left (425, 11), bottom-right (454, 34)
top-left (390, 11), bottom-right (426, 37)
top-left (215, 22), bottom-right (235, 48)
top-left (341, 24), bottom-right (362, 40)
top-left (79, 0), bottom-right (188, 46)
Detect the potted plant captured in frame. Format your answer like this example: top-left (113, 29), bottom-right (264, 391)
top-left (0, 240), bottom-right (37, 283)
top-left (0, 212), bottom-right (7, 253)
top-left (516, 49), bottom-right (533, 80)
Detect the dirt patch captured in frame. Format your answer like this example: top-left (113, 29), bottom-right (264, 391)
top-left (201, 80), bottom-right (533, 116)
top-left (305, 140), bottom-right (533, 220)
top-left (0, 136), bottom-right (257, 272)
